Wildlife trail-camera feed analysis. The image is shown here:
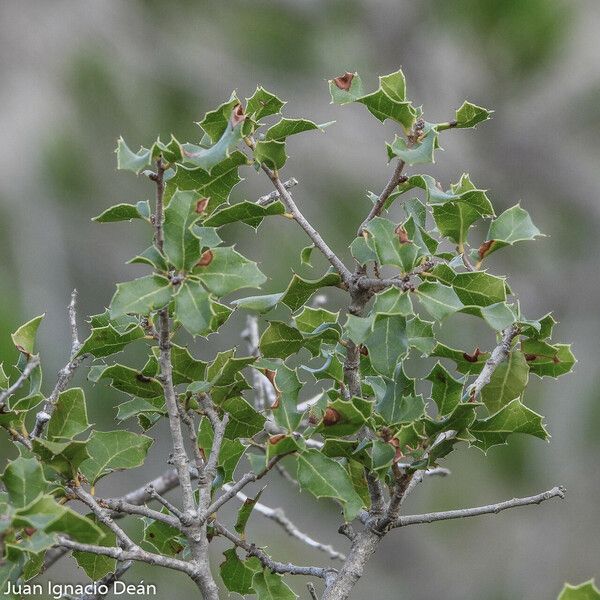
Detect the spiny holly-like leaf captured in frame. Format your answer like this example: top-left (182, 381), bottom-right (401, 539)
top-left (198, 92), bottom-right (240, 143)
top-left (204, 200), bottom-right (285, 229)
top-left (80, 430), bottom-right (153, 484)
top-left (469, 398), bottom-right (548, 452)
top-left (252, 570), bottom-right (297, 600)
top-left (150, 344), bottom-right (206, 384)
top-left (11, 314), bottom-right (44, 356)
top-left (317, 398), bottom-right (367, 437)
top-left (407, 316), bottom-right (435, 356)
top-left (373, 287), bottom-right (413, 316)
top-left (191, 226), bottom-right (223, 249)
top-left (453, 101), bottom-right (493, 129)
top-left (373, 365), bottom-right (425, 425)
top-left (416, 282), bottom-right (463, 321)
top-left (193, 247), bottom-right (266, 296)
top-left (328, 72), bottom-right (365, 104)
top-left (254, 139), bottom-right (287, 170)
top-left (198, 418), bottom-right (246, 484)
top-left (141, 512), bottom-right (184, 557)
top-left (174, 279), bottom-right (214, 337)
top-left (109, 275), bottom-right (172, 319)
top-left (558, 580), bottom-right (600, 600)
top-left (450, 271), bottom-right (507, 307)
top-left (480, 302), bottom-right (517, 331)
top-left (296, 450), bottom-right (364, 521)
top-left (47, 388), bottom-right (90, 441)
top-left (426, 363), bottom-right (463, 416)
top-left (387, 125), bottom-right (438, 165)
top-left (300, 244), bottom-right (314, 266)
top-left (481, 351), bottom-right (529, 414)
top-left (73, 520), bottom-right (117, 580)
top-left (431, 200), bottom-right (481, 248)
top-left (1, 457), bottom-right (47, 508)
top-left (97, 364), bottom-right (163, 398)
top-left (77, 323), bottom-right (144, 358)
top-left (265, 118), bottom-right (330, 140)
top-left (92, 201), bottom-right (151, 223)
top-left (169, 151), bottom-right (247, 209)
top-left (32, 438), bottom-right (90, 479)
top-left (431, 343), bottom-right (488, 375)
top-left (280, 271), bottom-right (342, 312)
top-left (234, 488), bottom-right (264, 536)
top-left (259, 322), bottom-right (304, 359)
top-left (0, 363), bottom-right (8, 389)
top-left (364, 217), bottom-right (421, 272)
top-left (222, 396), bottom-right (266, 439)
top-left (231, 293), bottom-right (283, 314)
top-left (364, 313), bottom-right (408, 377)
top-left (521, 341), bottom-right (576, 378)
top-left (246, 87), bottom-right (285, 120)
top-left (220, 549), bottom-right (258, 594)
top-left (479, 204), bottom-right (543, 260)
top-left (115, 137), bottom-right (152, 174)
top-left (163, 190), bottom-right (204, 271)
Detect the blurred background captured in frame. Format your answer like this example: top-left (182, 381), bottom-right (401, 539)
top-left (1, 1), bottom-right (598, 598)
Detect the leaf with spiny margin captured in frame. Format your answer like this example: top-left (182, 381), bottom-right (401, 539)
top-left (234, 488), bottom-right (264, 536)
top-left (0, 363), bottom-right (8, 389)
top-left (259, 322), bottom-right (304, 359)
top-left (468, 399), bottom-right (548, 452)
top-left (280, 271), bottom-right (342, 312)
top-left (480, 205), bottom-right (543, 259)
top-left (150, 344), bottom-right (206, 384)
top-left (453, 101), bottom-right (493, 129)
top-left (431, 343), bottom-right (488, 375)
top-left (197, 418), bottom-right (246, 484)
top-left (191, 226), bottom-right (223, 249)
top-left (426, 363), bottom-right (463, 416)
top-left (169, 151), bottom-right (247, 209)
top-left (258, 358), bottom-right (303, 431)
top-left (407, 316), bottom-right (435, 356)
top-left (109, 275), bottom-right (172, 319)
top-left (416, 282), bottom-right (463, 321)
top-left (80, 430), bottom-right (153, 484)
top-left (521, 341), bottom-right (576, 378)
top-left (222, 396), bottom-right (266, 439)
top-left (329, 72), bottom-right (365, 104)
top-left (193, 247), bottom-right (266, 297)
top-left (317, 398), bottom-right (367, 437)
top-left (300, 244), bottom-right (314, 267)
top-left (451, 272), bottom-right (507, 307)
top-left (246, 87), bottom-right (285, 120)
top-left (116, 397), bottom-right (165, 423)
top-left (232, 293), bottom-right (283, 314)
top-left (387, 125), bottom-right (438, 165)
top-left (174, 279), bottom-right (214, 337)
top-left (254, 139), bottom-right (287, 170)
top-left (296, 450), bottom-right (364, 521)
top-left (373, 287), bottom-right (413, 316)
top-left (181, 120), bottom-right (244, 173)
top-left (220, 549), bottom-right (259, 594)
top-left (343, 314), bottom-right (373, 345)
top-left (480, 302), bottom-right (517, 331)
top-left (115, 137), bottom-right (152, 174)
top-left (350, 236), bottom-right (377, 265)
top-left (1, 457), bottom-right (47, 508)
top-left (47, 388), bottom-right (89, 441)
top-left (358, 88), bottom-right (417, 131)
top-left (204, 200), bottom-right (285, 229)
top-left (198, 92), bottom-right (240, 143)
top-left (364, 313), bottom-right (408, 377)
top-left (163, 190), bottom-right (204, 270)
top-left (97, 364), bottom-right (163, 398)
top-left (32, 439), bottom-right (89, 479)
top-left (521, 313), bottom-right (556, 340)
top-left (374, 365), bottom-right (425, 425)
top-left (11, 314), bottom-right (44, 356)
top-left (206, 351), bottom-right (255, 388)
top-left (73, 520), bottom-right (117, 580)
top-left (432, 200), bottom-right (481, 247)
top-left (481, 351), bottom-right (529, 414)
top-left (364, 217), bottom-right (421, 272)
top-left (141, 511), bottom-right (184, 557)
top-left (92, 201), bottom-right (151, 223)
top-left (265, 118), bottom-right (330, 140)
top-left (77, 323), bottom-right (144, 358)
top-left (252, 570), bottom-right (297, 600)
top-left (558, 580), bottom-right (600, 600)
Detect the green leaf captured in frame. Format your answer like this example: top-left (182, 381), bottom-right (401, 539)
top-left (387, 125), bottom-right (438, 166)
top-left (317, 398), bottom-right (367, 437)
top-left (265, 118), bottom-right (326, 140)
top-left (481, 351), bottom-right (529, 414)
top-left (141, 513), bottom-right (184, 557)
top-left (373, 287), bottom-right (413, 316)
top-left (374, 365), bottom-right (425, 425)
top-left (73, 520), bottom-right (117, 580)
top-left (364, 313), bottom-right (408, 377)
top-left (453, 101), bottom-right (493, 129)
top-left (231, 293), bottom-right (283, 314)
top-left (198, 92), bottom-right (240, 142)
top-left (170, 150), bottom-right (247, 208)
top-left (194, 247), bottom-right (266, 296)
top-left (481, 205), bottom-right (543, 259)
top-left (11, 314), bottom-right (44, 355)
top-left (358, 88), bottom-right (416, 130)
top-left (431, 200), bottom-right (481, 247)
top-left (280, 271), bottom-right (342, 312)
top-left (558, 580), bottom-right (600, 600)
top-left (296, 450), bottom-right (364, 521)
top-left (364, 217), bottom-right (420, 272)
top-left (204, 200), bottom-right (285, 229)
top-left (174, 279), bottom-right (214, 336)
top-left (252, 570), bottom-right (297, 600)
top-left (163, 190), bottom-right (204, 270)
top-left (416, 282), bottom-right (463, 320)
top-left (98, 364), bottom-right (163, 398)
top-left (222, 396), bottom-right (266, 439)
top-left (469, 399), bottom-right (548, 452)
top-left (407, 316), bottom-right (435, 356)
top-left (109, 275), bottom-right (172, 318)
top-left (32, 438), bottom-right (90, 479)
top-left (47, 388), bottom-right (90, 441)
top-left (480, 302), bottom-right (517, 331)
top-left (521, 342), bottom-right (576, 378)
top-left (0, 363), bottom-right (8, 389)
top-left (350, 236), bottom-right (377, 265)
top-left (259, 322), bottom-right (304, 359)
top-left (254, 139), bottom-right (287, 170)
top-left (234, 488), bottom-right (264, 536)
top-left (431, 343), bottom-right (488, 375)
top-left (343, 314), bottom-right (374, 345)
top-left (451, 272), bottom-right (507, 307)
top-left (92, 202), bottom-right (149, 223)
top-left (300, 244), bottom-right (314, 267)
top-left (328, 72), bottom-right (365, 104)
top-left (191, 226), bottom-right (223, 248)
top-left (220, 549), bottom-right (257, 594)
top-left (1, 457), bottom-right (47, 508)
top-left (246, 87), bottom-right (285, 120)
top-left (261, 360), bottom-right (303, 432)
top-left (80, 430), bottom-right (153, 484)
top-left (152, 344), bottom-right (206, 384)
top-left (182, 120), bottom-right (244, 173)
top-left (426, 363), bottom-right (463, 416)
top-left (198, 418), bottom-right (246, 483)
top-left (115, 137), bottom-right (151, 174)
top-left (77, 323), bottom-right (144, 358)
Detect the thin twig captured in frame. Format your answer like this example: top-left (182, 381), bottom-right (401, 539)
top-left (256, 177), bottom-right (299, 206)
top-left (393, 486), bottom-right (565, 528)
top-left (0, 354), bottom-right (40, 409)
